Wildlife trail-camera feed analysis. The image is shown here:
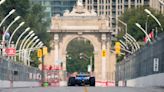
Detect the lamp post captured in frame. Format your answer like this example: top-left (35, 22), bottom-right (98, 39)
top-left (118, 19), bottom-right (127, 35)
top-left (19, 31), bottom-right (34, 61)
top-left (135, 23), bottom-right (152, 43)
top-left (28, 40), bottom-right (41, 58)
top-left (124, 35), bottom-right (138, 51)
top-left (0, 0), bottom-right (5, 5)
top-left (22, 33), bottom-right (35, 50)
top-left (0, 9), bottom-right (16, 27)
top-left (21, 33), bottom-right (35, 62)
top-left (118, 19), bottom-right (127, 44)
top-left (144, 9), bottom-right (163, 31)
top-left (123, 36), bottom-right (135, 53)
top-left (126, 33), bottom-right (140, 49)
top-left (15, 27), bottom-right (30, 49)
top-left (9, 22), bottom-right (25, 46)
top-left (3, 16), bottom-right (20, 46)
top-left (23, 36), bottom-right (38, 64)
top-left (79, 53), bottom-right (93, 73)
top-left (26, 36), bottom-right (38, 50)
top-left (145, 15), bottom-right (149, 33)
top-left (119, 40), bottom-right (129, 50)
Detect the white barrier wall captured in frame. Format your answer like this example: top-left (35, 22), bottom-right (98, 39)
top-left (0, 80), bottom-right (40, 88)
top-left (119, 73), bottom-right (164, 87)
top-left (0, 80), bottom-right (10, 88)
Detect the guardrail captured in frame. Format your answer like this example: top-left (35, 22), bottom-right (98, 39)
top-left (0, 57), bottom-right (41, 81)
top-left (116, 33), bottom-right (164, 83)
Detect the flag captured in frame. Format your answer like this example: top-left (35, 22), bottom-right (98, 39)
top-left (144, 31), bottom-right (154, 43)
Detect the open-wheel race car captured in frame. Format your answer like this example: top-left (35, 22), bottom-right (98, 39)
top-left (67, 73), bottom-right (95, 86)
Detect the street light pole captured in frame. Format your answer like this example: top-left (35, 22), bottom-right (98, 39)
top-left (15, 27), bottom-right (30, 49)
top-left (145, 15), bottom-right (149, 33)
top-left (119, 40), bottom-right (129, 50)
top-left (80, 53), bottom-right (93, 72)
top-left (3, 16), bottom-right (20, 46)
top-left (144, 9), bottom-right (163, 31)
top-left (135, 23), bottom-right (152, 43)
top-left (19, 32), bottom-right (34, 61)
top-left (118, 19), bottom-right (127, 35)
top-left (123, 36), bottom-right (135, 53)
top-left (126, 33), bottom-right (140, 49)
top-left (0, 9), bottom-right (16, 27)
top-left (21, 34), bottom-right (36, 63)
top-left (9, 22), bottom-right (25, 46)
top-left (124, 35), bottom-right (138, 51)
top-left (0, 0), bottom-right (5, 5)
top-left (23, 36), bottom-right (38, 65)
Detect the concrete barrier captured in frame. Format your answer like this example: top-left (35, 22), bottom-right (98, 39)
top-left (0, 80), bottom-right (10, 88)
top-left (118, 73), bottom-right (164, 87)
top-left (0, 80), bottom-right (40, 88)
top-left (96, 81), bottom-right (115, 87)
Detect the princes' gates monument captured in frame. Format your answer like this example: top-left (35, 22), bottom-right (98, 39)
top-left (44, 1), bottom-right (116, 83)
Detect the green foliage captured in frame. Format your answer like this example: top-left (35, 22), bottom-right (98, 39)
top-left (66, 39), bottom-right (94, 73)
top-left (0, 0), bottom-right (51, 67)
top-left (116, 7), bottom-right (164, 63)
top-left (118, 7), bottom-right (164, 41)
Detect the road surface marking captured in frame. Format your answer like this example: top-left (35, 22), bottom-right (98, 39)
top-left (84, 86), bottom-right (88, 92)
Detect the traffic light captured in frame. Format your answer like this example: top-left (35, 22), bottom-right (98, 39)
top-left (115, 42), bottom-right (121, 55)
top-left (43, 47), bottom-right (48, 55)
top-left (37, 49), bottom-right (42, 58)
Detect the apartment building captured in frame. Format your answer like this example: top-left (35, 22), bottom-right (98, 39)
top-left (149, 0), bottom-right (164, 14)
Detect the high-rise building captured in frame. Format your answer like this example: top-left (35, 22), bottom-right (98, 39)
top-left (30, 0), bottom-right (52, 20)
top-left (83, 0), bottom-right (149, 34)
top-left (30, 0), bottom-right (151, 35)
top-left (149, 0), bottom-right (164, 14)
top-left (30, 0), bottom-right (77, 17)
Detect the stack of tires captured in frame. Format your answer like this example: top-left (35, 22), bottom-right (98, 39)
top-left (89, 77), bottom-right (95, 86)
top-left (67, 77), bottom-right (76, 86)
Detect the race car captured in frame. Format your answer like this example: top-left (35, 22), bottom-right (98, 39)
top-left (67, 73), bottom-right (95, 86)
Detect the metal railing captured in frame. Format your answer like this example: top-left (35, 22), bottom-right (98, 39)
top-left (0, 57), bottom-right (42, 81)
top-left (116, 33), bottom-right (164, 82)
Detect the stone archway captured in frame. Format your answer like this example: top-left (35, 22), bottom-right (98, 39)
top-left (44, 33), bottom-right (116, 82)
top-left (44, 0), bottom-right (116, 83)
top-left (60, 34), bottom-right (101, 79)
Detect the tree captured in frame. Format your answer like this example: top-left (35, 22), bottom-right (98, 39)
top-left (0, 0), bottom-right (51, 67)
top-left (118, 7), bottom-right (164, 41)
top-left (116, 7), bottom-right (164, 63)
top-left (66, 39), bottom-right (94, 73)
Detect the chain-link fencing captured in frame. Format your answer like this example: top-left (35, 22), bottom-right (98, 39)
top-left (0, 57), bottom-right (42, 81)
top-left (116, 33), bottom-right (164, 82)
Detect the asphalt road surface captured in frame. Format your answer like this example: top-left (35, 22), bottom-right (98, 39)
top-left (0, 87), bottom-right (164, 92)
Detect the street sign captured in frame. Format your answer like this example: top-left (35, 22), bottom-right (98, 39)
top-left (37, 49), bottom-right (42, 58)
top-left (153, 58), bottom-right (159, 72)
top-left (88, 65), bottom-right (91, 72)
top-left (102, 50), bottom-right (106, 57)
top-left (5, 48), bottom-right (16, 56)
top-left (43, 47), bottom-right (48, 55)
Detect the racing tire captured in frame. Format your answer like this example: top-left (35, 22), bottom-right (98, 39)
top-left (68, 77), bottom-right (76, 86)
top-left (89, 77), bottom-right (95, 86)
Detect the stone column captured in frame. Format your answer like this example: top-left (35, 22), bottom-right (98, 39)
top-left (54, 34), bottom-right (59, 66)
top-left (128, 0), bottom-right (131, 9)
top-left (101, 34), bottom-right (107, 81)
top-left (135, 0), bottom-right (137, 8)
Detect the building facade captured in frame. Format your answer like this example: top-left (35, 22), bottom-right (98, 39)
top-left (83, 0), bottom-right (149, 35)
top-left (30, 0), bottom-right (77, 17)
top-left (149, 0), bottom-right (164, 14)
top-left (30, 0), bottom-right (150, 35)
